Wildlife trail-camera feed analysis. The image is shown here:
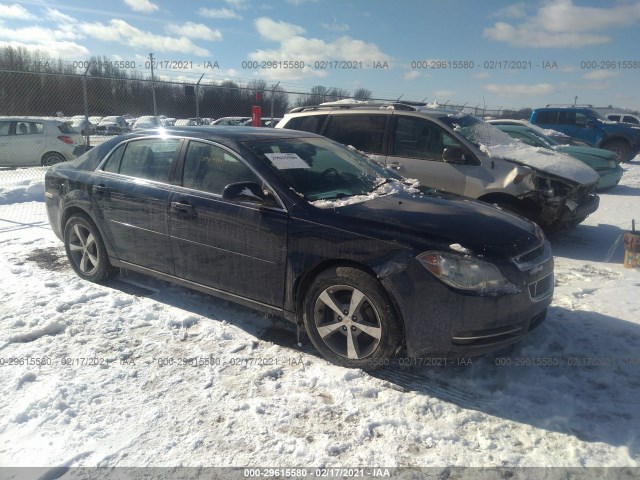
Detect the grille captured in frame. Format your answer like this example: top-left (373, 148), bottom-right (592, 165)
top-left (529, 273), bottom-right (554, 301)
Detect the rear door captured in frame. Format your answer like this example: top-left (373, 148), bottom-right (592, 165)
top-left (91, 137), bottom-right (182, 273)
top-left (168, 140), bottom-right (288, 307)
top-left (12, 120), bottom-right (46, 165)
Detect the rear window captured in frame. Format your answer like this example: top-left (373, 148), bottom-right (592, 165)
top-left (283, 115), bottom-right (327, 134)
top-left (57, 122), bottom-right (75, 134)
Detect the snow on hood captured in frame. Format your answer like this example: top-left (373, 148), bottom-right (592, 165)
top-left (480, 144), bottom-right (600, 185)
top-left (311, 180), bottom-right (420, 209)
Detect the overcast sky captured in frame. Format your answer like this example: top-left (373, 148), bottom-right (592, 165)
top-left (1, 0), bottom-right (639, 109)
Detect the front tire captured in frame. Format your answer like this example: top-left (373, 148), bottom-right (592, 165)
top-left (303, 266), bottom-right (402, 369)
top-left (64, 214), bottom-right (115, 282)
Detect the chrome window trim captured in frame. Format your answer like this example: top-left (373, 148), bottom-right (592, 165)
top-left (93, 134), bottom-right (288, 212)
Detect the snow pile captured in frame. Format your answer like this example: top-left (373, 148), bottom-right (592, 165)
top-left (480, 143), bottom-right (600, 184)
top-left (0, 169), bottom-right (46, 205)
top-left (1, 162), bottom-right (640, 468)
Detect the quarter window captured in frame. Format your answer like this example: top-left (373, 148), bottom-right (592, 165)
top-left (182, 141), bottom-right (260, 195)
top-left (285, 115), bottom-right (327, 133)
top-left (323, 114), bottom-right (386, 153)
top-left (117, 138), bottom-right (180, 182)
top-left (0, 121), bottom-right (9, 136)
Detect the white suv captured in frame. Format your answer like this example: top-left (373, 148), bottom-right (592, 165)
top-left (277, 103), bottom-right (600, 229)
top-left (606, 113), bottom-right (640, 125)
top-left (0, 117), bottom-right (84, 167)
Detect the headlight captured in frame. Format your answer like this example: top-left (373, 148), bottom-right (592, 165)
top-left (416, 251), bottom-right (516, 294)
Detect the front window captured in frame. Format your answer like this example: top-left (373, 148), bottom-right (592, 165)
top-left (439, 115), bottom-right (515, 147)
top-left (182, 141), bottom-right (260, 195)
top-left (245, 137), bottom-right (393, 202)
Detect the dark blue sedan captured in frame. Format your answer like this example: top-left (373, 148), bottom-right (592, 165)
top-left (45, 127), bottom-right (553, 368)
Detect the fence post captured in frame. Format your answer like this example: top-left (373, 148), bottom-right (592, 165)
top-left (195, 73), bottom-right (204, 124)
top-left (270, 81), bottom-right (280, 125)
top-left (82, 63), bottom-right (91, 149)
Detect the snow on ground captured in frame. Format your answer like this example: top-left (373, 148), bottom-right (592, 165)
top-left (0, 161), bottom-right (640, 471)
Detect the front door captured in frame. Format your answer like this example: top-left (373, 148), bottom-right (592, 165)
top-left (168, 140), bottom-right (287, 307)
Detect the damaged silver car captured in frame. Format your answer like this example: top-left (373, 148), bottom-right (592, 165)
top-left (276, 103), bottom-right (599, 229)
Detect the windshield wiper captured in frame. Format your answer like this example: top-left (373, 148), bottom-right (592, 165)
top-left (372, 177), bottom-right (395, 191)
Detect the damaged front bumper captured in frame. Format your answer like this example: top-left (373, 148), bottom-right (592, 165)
top-left (533, 176), bottom-right (600, 227)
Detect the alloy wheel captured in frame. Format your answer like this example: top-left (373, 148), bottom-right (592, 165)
top-left (313, 285), bottom-right (382, 360)
top-left (67, 223), bottom-right (100, 275)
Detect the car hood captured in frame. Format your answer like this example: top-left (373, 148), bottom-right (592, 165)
top-left (555, 145), bottom-right (615, 163)
top-left (312, 187), bottom-right (542, 259)
top-left (480, 143), bottom-right (600, 185)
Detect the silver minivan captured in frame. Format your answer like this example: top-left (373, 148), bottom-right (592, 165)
top-left (276, 103), bottom-right (600, 229)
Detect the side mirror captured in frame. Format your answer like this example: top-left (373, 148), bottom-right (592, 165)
top-left (442, 147), bottom-right (465, 164)
top-left (586, 120), bottom-right (597, 129)
top-left (222, 182), bottom-right (266, 203)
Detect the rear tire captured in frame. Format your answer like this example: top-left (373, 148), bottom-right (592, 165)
top-left (303, 266), bottom-right (402, 369)
top-left (41, 152), bottom-right (65, 167)
top-left (601, 139), bottom-right (631, 163)
top-left (64, 213), bottom-right (115, 282)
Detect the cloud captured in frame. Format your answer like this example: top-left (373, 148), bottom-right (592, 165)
top-left (490, 2), bottom-right (527, 18)
top-left (250, 17), bottom-right (391, 80)
top-left (44, 8), bottom-right (75, 24)
top-left (0, 24), bottom-right (79, 43)
top-left (286, 0), bottom-right (318, 5)
top-left (484, 0), bottom-right (640, 48)
top-left (78, 19), bottom-right (210, 56)
top-left (473, 72), bottom-right (490, 79)
top-left (403, 71), bottom-right (421, 81)
top-left (0, 3), bottom-right (35, 20)
top-left (322, 19), bottom-right (349, 32)
top-left (166, 22), bottom-right (222, 41)
top-left (225, 0), bottom-right (247, 9)
top-left (483, 83), bottom-right (555, 97)
top-left (434, 90), bottom-right (455, 98)
top-left (123, 0), bottom-right (159, 13)
top-left (197, 7), bottom-right (242, 20)
top-left (251, 17), bottom-right (390, 63)
top-left (0, 40), bottom-right (89, 58)
top-left (255, 17), bottom-right (306, 42)
top-left (582, 70), bottom-right (620, 81)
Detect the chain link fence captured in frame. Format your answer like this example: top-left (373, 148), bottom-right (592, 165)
top-left (0, 67), bottom-right (527, 223)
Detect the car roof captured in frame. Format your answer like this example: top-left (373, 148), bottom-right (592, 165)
top-left (286, 102), bottom-right (465, 118)
top-left (125, 125), bottom-right (321, 142)
top-left (0, 116), bottom-right (62, 123)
